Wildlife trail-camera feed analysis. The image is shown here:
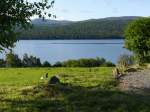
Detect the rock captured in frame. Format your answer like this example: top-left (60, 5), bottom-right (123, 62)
top-left (48, 76), bottom-right (60, 85)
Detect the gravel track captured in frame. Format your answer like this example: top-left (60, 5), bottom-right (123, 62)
top-left (119, 69), bottom-right (150, 94)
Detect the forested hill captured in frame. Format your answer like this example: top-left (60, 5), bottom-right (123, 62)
top-left (19, 16), bottom-right (141, 40)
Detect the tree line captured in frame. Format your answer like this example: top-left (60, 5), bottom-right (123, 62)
top-left (19, 17), bottom-right (139, 40)
top-left (54, 58), bottom-right (115, 67)
top-left (0, 52), bottom-right (51, 67)
top-left (0, 52), bottom-right (115, 67)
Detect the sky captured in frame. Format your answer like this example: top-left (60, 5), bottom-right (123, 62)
top-left (31, 0), bottom-right (150, 21)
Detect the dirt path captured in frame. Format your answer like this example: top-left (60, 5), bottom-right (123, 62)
top-left (119, 69), bottom-right (150, 94)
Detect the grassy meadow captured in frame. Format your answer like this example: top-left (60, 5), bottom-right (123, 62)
top-left (0, 67), bottom-right (114, 87)
top-left (0, 67), bottom-right (150, 112)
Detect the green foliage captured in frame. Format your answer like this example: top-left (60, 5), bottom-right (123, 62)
top-left (103, 61), bottom-right (116, 67)
top-left (56, 57), bottom-right (115, 67)
top-left (63, 59), bottom-right (79, 67)
top-left (0, 59), bottom-right (5, 67)
top-left (19, 17), bottom-right (139, 39)
top-left (1, 54), bottom-right (115, 68)
top-left (22, 53), bottom-right (42, 67)
top-left (125, 17), bottom-right (150, 64)
top-left (4, 53), bottom-right (43, 67)
top-left (0, 0), bottom-right (54, 51)
top-left (42, 61), bottom-right (51, 67)
top-left (6, 51), bottom-right (22, 67)
top-left (53, 61), bottom-right (63, 67)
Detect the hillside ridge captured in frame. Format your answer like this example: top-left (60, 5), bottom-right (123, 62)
top-left (19, 16), bottom-right (142, 40)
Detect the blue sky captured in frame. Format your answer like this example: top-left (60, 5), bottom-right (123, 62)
top-left (32, 0), bottom-right (150, 21)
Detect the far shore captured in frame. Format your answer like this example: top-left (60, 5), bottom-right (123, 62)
top-left (18, 38), bottom-right (124, 40)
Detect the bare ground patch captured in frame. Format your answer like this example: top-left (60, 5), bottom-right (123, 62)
top-left (119, 69), bottom-right (150, 95)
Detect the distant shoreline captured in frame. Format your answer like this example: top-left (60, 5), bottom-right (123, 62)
top-left (18, 37), bottom-right (124, 40)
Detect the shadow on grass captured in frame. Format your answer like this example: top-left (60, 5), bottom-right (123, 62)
top-left (1, 83), bottom-right (150, 112)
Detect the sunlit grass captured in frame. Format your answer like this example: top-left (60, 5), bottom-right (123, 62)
top-left (0, 67), bottom-right (150, 112)
top-left (0, 67), bottom-right (114, 87)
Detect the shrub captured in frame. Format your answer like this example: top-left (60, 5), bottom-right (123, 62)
top-left (62, 60), bottom-right (79, 67)
top-left (6, 51), bottom-right (22, 67)
top-left (53, 61), bottom-right (62, 67)
top-left (125, 17), bottom-right (150, 64)
top-left (117, 54), bottom-right (134, 69)
top-left (0, 59), bottom-right (6, 67)
top-left (103, 61), bottom-right (116, 67)
top-left (42, 61), bottom-right (51, 67)
top-left (22, 54), bottom-right (42, 67)
top-left (55, 57), bottom-right (114, 67)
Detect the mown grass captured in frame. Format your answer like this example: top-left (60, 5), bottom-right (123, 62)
top-left (0, 67), bottom-right (150, 112)
top-left (0, 67), bottom-right (115, 87)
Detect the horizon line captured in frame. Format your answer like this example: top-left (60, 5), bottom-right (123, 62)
top-left (31, 16), bottom-right (148, 22)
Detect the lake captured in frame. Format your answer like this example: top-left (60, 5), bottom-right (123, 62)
top-left (0, 39), bottom-right (131, 64)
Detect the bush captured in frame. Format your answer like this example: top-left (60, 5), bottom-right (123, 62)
top-left (22, 54), bottom-right (41, 67)
top-left (103, 61), bottom-right (116, 67)
top-left (55, 57), bottom-right (115, 67)
top-left (42, 61), bottom-right (51, 67)
top-left (4, 52), bottom-right (43, 67)
top-left (117, 54), bottom-right (134, 68)
top-left (0, 59), bottom-right (6, 67)
top-left (62, 60), bottom-right (79, 67)
top-left (6, 51), bottom-right (22, 67)
top-left (53, 61), bottom-right (62, 67)
top-left (125, 17), bottom-right (150, 64)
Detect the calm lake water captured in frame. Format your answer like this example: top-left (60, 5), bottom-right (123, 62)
top-left (0, 39), bottom-right (131, 64)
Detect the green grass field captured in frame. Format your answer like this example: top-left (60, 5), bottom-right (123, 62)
top-left (0, 67), bottom-right (114, 87)
top-left (0, 67), bottom-right (150, 112)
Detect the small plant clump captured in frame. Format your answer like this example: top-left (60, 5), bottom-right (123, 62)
top-left (117, 54), bottom-right (134, 73)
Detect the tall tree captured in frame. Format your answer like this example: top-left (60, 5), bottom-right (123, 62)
top-left (125, 17), bottom-right (150, 63)
top-left (5, 51), bottom-right (22, 67)
top-left (0, 0), bottom-right (54, 51)
top-left (22, 53), bottom-right (41, 67)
